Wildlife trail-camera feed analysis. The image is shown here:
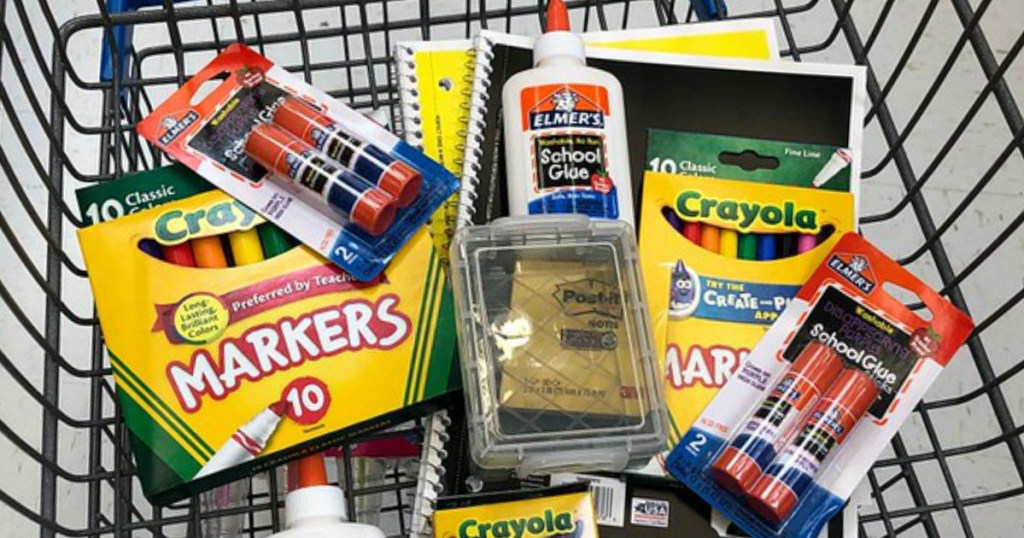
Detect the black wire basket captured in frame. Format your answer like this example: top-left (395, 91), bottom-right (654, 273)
top-left (1, 0), bottom-right (1021, 536)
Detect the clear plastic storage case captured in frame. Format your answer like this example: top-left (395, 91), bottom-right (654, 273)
top-left (450, 216), bottom-right (667, 475)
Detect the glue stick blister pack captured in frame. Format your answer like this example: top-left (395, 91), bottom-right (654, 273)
top-left (138, 43), bottom-right (459, 281)
top-left (666, 233), bottom-right (973, 538)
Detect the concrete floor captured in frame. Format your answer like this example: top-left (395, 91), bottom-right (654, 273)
top-left (1, 0), bottom-right (1022, 536)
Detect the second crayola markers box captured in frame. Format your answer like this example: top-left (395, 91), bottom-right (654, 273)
top-left (78, 174), bottom-right (458, 505)
top-left (638, 133), bottom-right (858, 451)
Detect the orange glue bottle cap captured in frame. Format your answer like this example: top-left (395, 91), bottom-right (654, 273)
top-left (283, 452), bottom-right (353, 529)
top-left (534, 0), bottom-right (585, 66)
top-left (710, 343), bottom-right (844, 495)
top-left (545, 0), bottom-right (571, 31)
top-left (287, 453), bottom-right (330, 491)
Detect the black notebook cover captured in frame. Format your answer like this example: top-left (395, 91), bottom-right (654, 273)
top-left (463, 31), bottom-right (863, 227)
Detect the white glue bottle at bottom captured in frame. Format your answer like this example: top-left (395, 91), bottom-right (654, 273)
top-left (501, 0), bottom-right (634, 225)
top-left (269, 453), bottom-right (387, 538)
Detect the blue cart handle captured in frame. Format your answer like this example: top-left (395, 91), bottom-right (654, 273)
top-left (100, 0), bottom-right (189, 82)
top-left (100, 0), bottom-right (727, 81)
top-left (689, 0), bottom-right (728, 21)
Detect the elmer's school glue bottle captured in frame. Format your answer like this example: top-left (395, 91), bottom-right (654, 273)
top-left (269, 454), bottom-right (387, 538)
top-left (502, 0), bottom-right (634, 225)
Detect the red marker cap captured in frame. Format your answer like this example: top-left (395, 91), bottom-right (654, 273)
top-left (351, 187), bottom-right (397, 236)
top-left (269, 400), bottom-right (288, 417)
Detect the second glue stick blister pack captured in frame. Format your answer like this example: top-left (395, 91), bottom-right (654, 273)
top-left (666, 233), bottom-right (973, 538)
top-left (138, 44), bottom-right (459, 281)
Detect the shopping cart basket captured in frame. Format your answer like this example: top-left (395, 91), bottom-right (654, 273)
top-left (1, 0), bottom-right (1021, 536)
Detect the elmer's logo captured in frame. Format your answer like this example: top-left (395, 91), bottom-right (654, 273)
top-left (828, 253), bottom-right (876, 293)
top-left (158, 110), bottom-right (199, 145)
top-left (555, 278), bottom-right (623, 318)
top-left (674, 190), bottom-right (819, 233)
top-left (524, 84), bottom-right (608, 130)
top-left (458, 510), bottom-right (577, 538)
top-left (154, 200), bottom-right (260, 246)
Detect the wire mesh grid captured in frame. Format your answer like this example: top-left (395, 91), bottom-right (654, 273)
top-left (0, 0), bottom-right (1021, 536)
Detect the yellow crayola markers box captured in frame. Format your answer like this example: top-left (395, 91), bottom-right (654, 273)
top-left (639, 172), bottom-right (855, 447)
top-left (433, 483), bottom-right (598, 538)
top-left (78, 188), bottom-right (458, 504)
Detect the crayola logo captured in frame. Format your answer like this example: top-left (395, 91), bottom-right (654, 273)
top-left (154, 200), bottom-right (260, 245)
top-left (675, 190), bottom-right (820, 233)
top-left (458, 510), bottom-right (577, 538)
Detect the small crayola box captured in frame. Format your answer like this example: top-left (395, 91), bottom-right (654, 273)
top-left (639, 133), bottom-right (857, 449)
top-left (78, 179), bottom-right (458, 505)
top-left (433, 483), bottom-right (599, 538)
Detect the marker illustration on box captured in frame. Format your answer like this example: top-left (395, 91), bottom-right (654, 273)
top-left (811, 148), bottom-right (852, 188)
top-left (195, 400), bottom-right (288, 478)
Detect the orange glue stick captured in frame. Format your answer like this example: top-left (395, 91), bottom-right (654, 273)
top-left (747, 368), bottom-right (879, 524)
top-left (710, 342), bottom-right (844, 495)
top-left (273, 97), bottom-right (421, 206)
top-left (246, 123), bottom-right (396, 236)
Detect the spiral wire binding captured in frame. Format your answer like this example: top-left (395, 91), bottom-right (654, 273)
top-left (457, 34), bottom-right (497, 230)
top-left (395, 45), bottom-right (425, 150)
top-left (453, 47), bottom-right (477, 176)
top-left (410, 411), bottom-right (452, 538)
